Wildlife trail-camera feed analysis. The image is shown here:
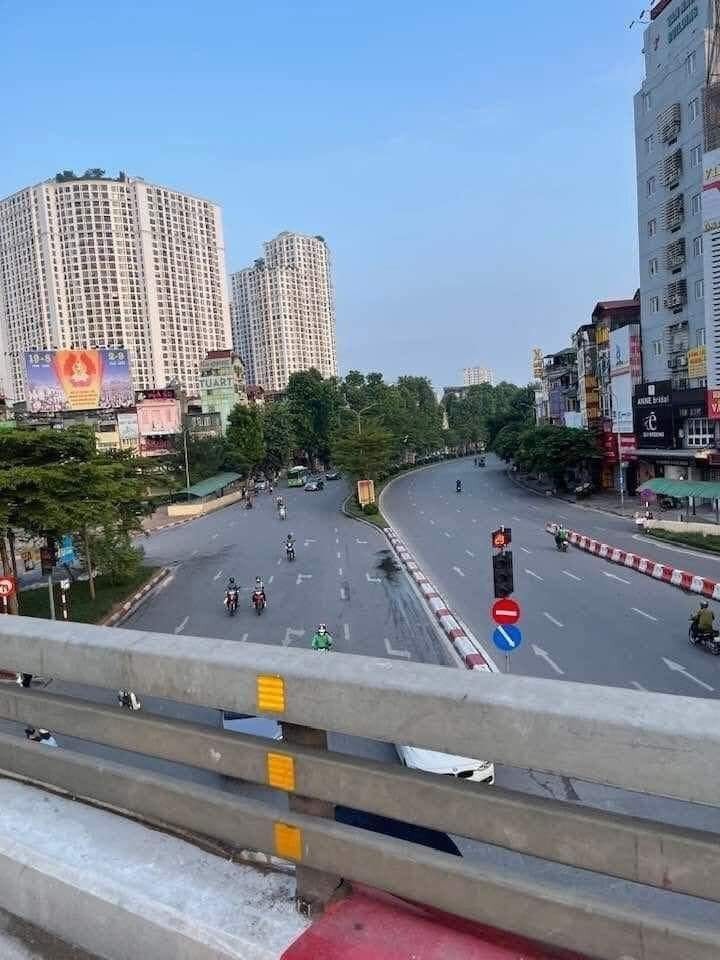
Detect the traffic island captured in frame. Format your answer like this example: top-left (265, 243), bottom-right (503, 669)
top-left (18, 567), bottom-right (162, 625)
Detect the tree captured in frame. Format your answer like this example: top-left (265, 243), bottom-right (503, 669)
top-left (226, 404), bottom-right (265, 476)
top-left (262, 403), bottom-right (293, 474)
top-left (286, 369), bottom-right (340, 465)
top-left (331, 419), bottom-right (394, 481)
top-left (173, 435), bottom-right (229, 485)
top-left (492, 424), bottom-right (522, 462)
top-left (516, 425), bottom-right (598, 487)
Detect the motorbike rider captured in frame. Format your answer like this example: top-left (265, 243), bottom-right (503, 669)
top-left (225, 576), bottom-right (239, 609)
top-left (456, 479), bottom-right (462, 493)
top-left (691, 600), bottom-right (715, 638)
top-left (554, 524), bottom-right (568, 550)
top-left (253, 576), bottom-right (266, 607)
top-left (286, 533), bottom-right (295, 556)
top-left (312, 623), bottom-right (333, 652)
top-left (279, 504), bottom-right (287, 520)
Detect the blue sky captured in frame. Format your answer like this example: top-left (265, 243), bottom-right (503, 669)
top-left (1, 0), bottom-right (644, 387)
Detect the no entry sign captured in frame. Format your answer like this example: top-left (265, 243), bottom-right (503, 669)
top-left (0, 577), bottom-right (17, 600)
top-left (491, 597), bottom-right (521, 626)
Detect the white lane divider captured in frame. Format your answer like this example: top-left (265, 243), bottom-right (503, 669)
top-left (211, 533), bottom-right (219, 540)
top-left (277, 558), bottom-right (282, 565)
top-left (335, 537), bottom-right (340, 545)
top-left (268, 575), bottom-right (275, 584)
top-left (443, 531), bottom-right (452, 538)
top-left (384, 638), bottom-right (411, 659)
top-left (525, 569), bottom-right (544, 581)
top-left (356, 538), bottom-right (368, 545)
top-left (337, 551), bottom-right (342, 559)
top-left (340, 586), bottom-right (347, 600)
top-left (532, 644), bottom-right (564, 675)
top-left (520, 547), bottom-right (531, 555)
top-left (304, 539), bottom-right (317, 546)
top-left (662, 657), bottom-right (715, 692)
top-left (512, 516), bottom-right (522, 523)
top-left (338, 567), bottom-right (343, 577)
top-left (344, 624), bottom-right (350, 643)
top-left (296, 573), bottom-right (313, 585)
top-left (191, 549), bottom-right (199, 557)
top-left (174, 616), bottom-right (189, 635)
top-left (213, 569), bottom-right (223, 581)
top-left (366, 572), bottom-right (381, 583)
top-left (430, 519), bottom-right (436, 525)
top-left (452, 566), bottom-right (466, 578)
top-left (465, 550), bottom-right (475, 558)
top-left (632, 607), bottom-right (658, 622)
top-left (543, 612), bottom-right (564, 628)
top-left (562, 570), bottom-right (582, 582)
top-left (603, 571), bottom-right (631, 585)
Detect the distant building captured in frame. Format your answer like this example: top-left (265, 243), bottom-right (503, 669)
top-left (230, 232), bottom-right (337, 393)
top-left (535, 349), bottom-right (579, 427)
top-left (462, 366), bottom-right (494, 387)
top-left (199, 350), bottom-right (247, 433)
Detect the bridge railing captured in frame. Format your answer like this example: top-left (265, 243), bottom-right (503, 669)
top-left (0, 617), bottom-right (718, 960)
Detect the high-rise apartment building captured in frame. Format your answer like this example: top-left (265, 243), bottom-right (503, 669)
top-left (0, 173), bottom-right (231, 400)
top-left (634, 1), bottom-right (712, 389)
top-left (230, 231), bottom-right (337, 392)
top-left (462, 366), bottom-right (494, 387)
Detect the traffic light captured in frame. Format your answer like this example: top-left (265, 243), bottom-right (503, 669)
top-left (491, 527), bottom-right (512, 549)
top-left (492, 551), bottom-right (514, 598)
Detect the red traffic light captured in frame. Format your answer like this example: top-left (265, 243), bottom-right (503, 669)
top-left (491, 527), bottom-right (512, 549)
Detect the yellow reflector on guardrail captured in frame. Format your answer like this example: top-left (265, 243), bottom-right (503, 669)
top-left (274, 822), bottom-right (302, 861)
top-left (257, 674), bottom-right (285, 713)
top-left (267, 752), bottom-right (295, 791)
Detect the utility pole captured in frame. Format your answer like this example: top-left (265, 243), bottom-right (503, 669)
top-left (182, 426), bottom-right (191, 500)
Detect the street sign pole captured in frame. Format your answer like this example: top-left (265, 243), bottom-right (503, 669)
top-left (60, 580), bottom-right (70, 622)
top-left (47, 576), bottom-right (56, 621)
top-left (1, 597), bottom-right (6, 615)
top-left (506, 653), bottom-right (510, 674)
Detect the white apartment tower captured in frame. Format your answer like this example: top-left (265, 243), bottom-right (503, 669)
top-left (0, 173), bottom-right (231, 400)
top-left (462, 366), bottom-right (495, 387)
top-left (231, 232), bottom-right (337, 392)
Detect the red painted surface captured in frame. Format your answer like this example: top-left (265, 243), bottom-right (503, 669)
top-left (282, 888), bottom-right (588, 960)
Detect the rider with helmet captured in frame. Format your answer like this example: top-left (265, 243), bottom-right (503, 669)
top-left (312, 624), bottom-right (333, 651)
top-left (456, 479), bottom-right (462, 494)
top-left (691, 600), bottom-right (715, 639)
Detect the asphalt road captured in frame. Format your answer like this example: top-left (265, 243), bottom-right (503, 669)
top-left (381, 455), bottom-right (720, 700)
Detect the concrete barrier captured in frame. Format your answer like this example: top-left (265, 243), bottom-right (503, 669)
top-left (168, 489), bottom-right (245, 518)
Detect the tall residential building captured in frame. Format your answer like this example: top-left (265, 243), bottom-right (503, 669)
top-left (461, 366), bottom-right (494, 387)
top-left (0, 173), bottom-right (231, 401)
top-left (230, 231), bottom-right (337, 392)
top-left (634, 1), bottom-right (712, 390)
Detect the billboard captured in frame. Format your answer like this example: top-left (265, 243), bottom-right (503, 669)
top-left (137, 398), bottom-right (181, 437)
top-left (609, 327), bottom-right (631, 377)
top-left (633, 380), bottom-right (673, 448)
top-left (25, 349), bottom-right (133, 413)
top-left (611, 372), bottom-right (634, 434)
top-left (116, 411), bottom-right (139, 441)
top-left (688, 345), bottom-right (707, 379)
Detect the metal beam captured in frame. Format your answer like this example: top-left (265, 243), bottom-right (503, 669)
top-left (2, 687), bottom-right (720, 903)
top-left (1, 733), bottom-right (718, 960)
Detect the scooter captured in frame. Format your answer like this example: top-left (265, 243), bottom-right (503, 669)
top-left (279, 506), bottom-right (287, 520)
top-left (556, 538), bottom-right (568, 553)
top-left (225, 588), bottom-right (239, 616)
top-left (286, 544), bottom-right (296, 562)
top-left (253, 590), bottom-right (266, 616)
top-left (688, 623), bottom-right (720, 655)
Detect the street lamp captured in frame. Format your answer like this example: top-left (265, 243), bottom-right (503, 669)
top-left (348, 402), bottom-right (377, 436)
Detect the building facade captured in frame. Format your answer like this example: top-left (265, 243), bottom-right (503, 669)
top-left (535, 349), bottom-right (579, 426)
top-left (199, 349), bottom-right (247, 432)
top-left (230, 232), bottom-right (337, 392)
top-left (0, 173), bottom-right (231, 401)
top-left (461, 366), bottom-right (495, 387)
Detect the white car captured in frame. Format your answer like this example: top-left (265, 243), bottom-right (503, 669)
top-left (395, 744), bottom-right (494, 784)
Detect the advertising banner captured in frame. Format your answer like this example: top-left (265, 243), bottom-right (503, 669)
top-left (25, 349), bottom-right (133, 413)
top-left (137, 398), bottom-right (181, 437)
top-left (138, 437), bottom-right (175, 457)
top-left (629, 326), bottom-right (643, 382)
top-left (633, 380), bottom-right (673, 448)
top-left (116, 412), bottom-right (139, 441)
top-left (563, 411), bottom-right (583, 429)
top-left (186, 412), bottom-right (222, 436)
top-left (708, 388), bottom-right (720, 419)
top-left (687, 345), bottom-right (707, 379)
top-left (703, 149), bottom-right (720, 234)
top-left (610, 327), bottom-right (631, 378)
top-left (611, 372), bottom-right (634, 434)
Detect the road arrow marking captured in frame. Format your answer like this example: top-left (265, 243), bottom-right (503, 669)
top-left (304, 539), bottom-right (317, 547)
top-left (452, 566), bottom-right (465, 577)
top-left (543, 612), bottom-right (564, 628)
top-left (525, 569), bottom-right (543, 581)
top-left (284, 628), bottom-right (306, 647)
top-left (296, 573), bottom-right (313, 585)
top-left (520, 547), bottom-right (531, 554)
top-left (532, 644), bottom-right (564, 675)
top-left (366, 572), bottom-right (381, 583)
top-left (356, 539), bottom-right (368, 544)
top-left (213, 569), bottom-right (223, 581)
top-left (632, 607), bottom-right (658, 622)
top-left (174, 616), bottom-right (189, 635)
top-left (562, 570), bottom-right (582, 582)
top-left (662, 658), bottom-right (715, 692)
top-left (385, 638), bottom-right (411, 659)
top-left (443, 531), bottom-right (452, 538)
top-left (465, 550), bottom-right (475, 558)
top-left (603, 572), bottom-right (631, 585)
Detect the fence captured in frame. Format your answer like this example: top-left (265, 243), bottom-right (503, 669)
top-left (0, 617), bottom-right (718, 959)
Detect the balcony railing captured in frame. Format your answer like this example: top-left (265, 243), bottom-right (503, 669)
top-left (0, 618), bottom-right (718, 960)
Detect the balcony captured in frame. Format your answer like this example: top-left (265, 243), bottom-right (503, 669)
top-left (662, 148), bottom-right (683, 189)
top-left (658, 102), bottom-right (681, 144)
top-left (663, 278), bottom-right (687, 311)
top-left (665, 237), bottom-right (686, 271)
top-left (663, 194), bottom-right (684, 232)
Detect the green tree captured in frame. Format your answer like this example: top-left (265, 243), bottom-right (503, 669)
top-left (331, 419), bottom-right (394, 480)
top-left (516, 425), bottom-right (598, 487)
top-left (175, 435), bottom-right (229, 485)
top-left (262, 403), bottom-right (293, 475)
top-left (286, 369), bottom-right (340, 465)
top-left (226, 404), bottom-right (265, 476)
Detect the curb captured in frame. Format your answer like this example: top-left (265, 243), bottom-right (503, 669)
top-left (549, 525), bottom-right (720, 599)
top-left (507, 470), bottom-right (636, 522)
top-left (142, 517), bottom-right (192, 535)
top-left (384, 528), bottom-right (496, 673)
top-left (102, 567), bottom-right (171, 626)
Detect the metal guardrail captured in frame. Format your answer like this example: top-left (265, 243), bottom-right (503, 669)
top-left (0, 618), bottom-right (718, 959)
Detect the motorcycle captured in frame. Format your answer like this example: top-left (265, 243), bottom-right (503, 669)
top-left (556, 538), bottom-right (568, 553)
top-left (253, 590), bottom-right (266, 616)
top-left (688, 622), bottom-right (720, 655)
top-left (286, 544), bottom-right (295, 562)
top-left (279, 506), bottom-right (287, 520)
top-left (225, 588), bottom-right (239, 616)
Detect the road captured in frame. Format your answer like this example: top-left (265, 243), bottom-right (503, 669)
top-left (381, 455), bottom-right (720, 699)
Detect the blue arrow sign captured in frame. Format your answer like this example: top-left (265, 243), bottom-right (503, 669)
top-left (492, 624), bottom-right (522, 653)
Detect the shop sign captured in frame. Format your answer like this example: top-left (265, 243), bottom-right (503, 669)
top-left (687, 346), bottom-right (707, 379)
top-left (634, 380), bottom-right (673, 448)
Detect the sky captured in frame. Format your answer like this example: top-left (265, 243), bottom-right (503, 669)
top-left (0, 0), bottom-right (645, 388)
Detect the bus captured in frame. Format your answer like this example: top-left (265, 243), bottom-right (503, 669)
top-left (287, 465), bottom-right (309, 488)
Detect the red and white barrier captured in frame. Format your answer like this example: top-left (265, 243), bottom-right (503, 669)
top-left (546, 524), bottom-right (720, 600)
top-left (385, 528), bottom-right (496, 672)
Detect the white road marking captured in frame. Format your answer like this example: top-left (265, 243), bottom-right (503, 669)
top-left (240, 633), bottom-right (248, 643)
top-left (419, 510), bottom-right (425, 515)
top-left (213, 570), bottom-right (223, 581)
top-left (344, 624), bottom-right (350, 643)
top-left (174, 616), bottom-right (189, 635)
top-left (284, 628), bottom-right (306, 647)
top-left (191, 549), bottom-right (198, 557)
top-left (277, 558), bottom-right (282, 566)
top-left (532, 644), bottom-right (564, 675)
top-left (491, 507), bottom-right (500, 512)
top-left (211, 533), bottom-right (219, 540)
top-left (629, 681), bottom-right (647, 691)
top-left (337, 551), bottom-right (342, 559)
top-left (632, 607), bottom-right (658, 622)
top-left (356, 539), bottom-right (368, 544)
top-left (603, 572), bottom-right (631, 585)
top-left (465, 550), bottom-right (475, 558)
top-left (543, 612), bottom-right (564, 628)
top-left (525, 569), bottom-right (544, 581)
top-left (338, 567), bottom-right (343, 576)
top-left (429, 519), bottom-right (436, 525)
top-left (520, 547), bottom-right (531, 555)
top-left (528, 505), bottom-right (540, 512)
top-left (304, 539), bottom-right (317, 546)
top-left (472, 518), bottom-right (478, 524)
top-left (268, 575), bottom-right (274, 584)
top-left (452, 566), bottom-right (465, 578)
top-left (340, 586), bottom-right (347, 600)
top-left (633, 533), bottom-right (720, 563)
top-left (595, 527), bottom-right (608, 533)
top-left (335, 537), bottom-right (340, 545)
top-left (334, 527), bottom-right (338, 533)
top-left (384, 638), bottom-right (411, 659)
top-left (366, 572), bottom-right (381, 583)
top-left (558, 514), bottom-right (568, 520)
top-left (662, 657), bottom-right (715, 692)
top-left (562, 570), bottom-right (582, 582)
top-left (512, 516), bottom-right (522, 523)
top-left (443, 531), bottom-right (451, 538)
top-left (296, 573), bottom-right (312, 585)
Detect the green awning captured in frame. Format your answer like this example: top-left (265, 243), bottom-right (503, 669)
top-left (638, 478), bottom-right (720, 499)
top-left (186, 472), bottom-right (241, 499)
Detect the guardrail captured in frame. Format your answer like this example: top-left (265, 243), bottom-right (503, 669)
top-left (0, 617), bottom-right (718, 959)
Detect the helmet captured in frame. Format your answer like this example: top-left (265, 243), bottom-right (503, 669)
top-left (701, 600), bottom-right (709, 608)
top-left (255, 576), bottom-right (262, 585)
top-left (228, 576), bottom-right (236, 585)
top-left (318, 624), bottom-right (327, 634)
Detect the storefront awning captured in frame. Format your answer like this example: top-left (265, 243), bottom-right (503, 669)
top-left (638, 478), bottom-right (720, 499)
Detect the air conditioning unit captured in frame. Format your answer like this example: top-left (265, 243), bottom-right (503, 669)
top-left (678, 355), bottom-right (688, 367)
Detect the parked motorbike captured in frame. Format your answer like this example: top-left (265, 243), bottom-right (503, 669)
top-left (688, 624), bottom-right (720, 655)
top-left (225, 588), bottom-right (239, 616)
top-left (253, 590), bottom-right (266, 616)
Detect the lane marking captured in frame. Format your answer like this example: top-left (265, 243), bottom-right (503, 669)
top-left (211, 533), bottom-right (219, 540)
top-left (562, 570), bottom-right (582, 582)
top-left (633, 533), bottom-right (720, 563)
top-left (240, 633), bottom-right (248, 643)
top-left (191, 549), bottom-right (198, 557)
top-left (430, 520), bottom-right (436, 525)
top-left (443, 531), bottom-right (451, 538)
top-left (356, 539), bottom-right (368, 544)
top-left (277, 558), bottom-right (282, 565)
top-left (528, 505), bottom-right (540, 512)
top-left (337, 551), bottom-right (342, 559)
top-left (512, 516), bottom-right (522, 522)
top-left (465, 550), bottom-right (475, 558)
top-left (335, 537), bottom-right (340, 545)
top-left (174, 616), bottom-right (189, 635)
top-left (603, 572), bottom-right (631, 585)
top-left (558, 515), bottom-right (568, 520)
top-left (334, 527), bottom-right (338, 533)
top-left (338, 567), bottom-right (343, 576)
top-left (543, 612), bottom-right (564, 628)
top-left (213, 569), bottom-right (223, 581)
top-left (662, 657), bottom-right (715, 692)
top-left (268, 575), bottom-right (274, 584)
top-left (452, 566), bottom-right (465, 577)
top-left (525, 569), bottom-right (543, 581)
top-left (595, 527), bottom-right (608, 533)
top-left (384, 638), bottom-right (411, 659)
top-left (491, 507), bottom-right (500, 512)
top-left (520, 547), bottom-right (531, 555)
top-left (304, 539), bottom-right (317, 546)
top-left (340, 586), bottom-right (347, 600)
top-left (366, 572), bottom-right (381, 583)
top-left (344, 624), bottom-right (350, 643)
top-left (296, 573), bottom-right (312, 585)
top-left (632, 607), bottom-right (658, 622)
top-left (532, 644), bottom-right (564, 675)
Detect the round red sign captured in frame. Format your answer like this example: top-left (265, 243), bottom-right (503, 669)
top-left (0, 576), bottom-right (16, 599)
top-left (491, 597), bottom-right (521, 625)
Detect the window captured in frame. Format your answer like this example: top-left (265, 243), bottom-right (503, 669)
top-left (645, 134), bottom-right (655, 154)
top-left (686, 418), bottom-right (713, 447)
top-left (652, 339), bottom-right (663, 357)
top-left (643, 91), bottom-right (652, 113)
top-left (695, 278), bottom-right (705, 300)
top-left (647, 176), bottom-right (656, 197)
top-left (649, 257), bottom-right (659, 276)
top-left (693, 235), bottom-right (704, 257)
top-left (649, 295), bottom-right (660, 313)
top-left (692, 193), bottom-right (702, 215)
top-left (690, 144), bottom-right (702, 167)
top-left (697, 327), bottom-right (707, 346)
top-left (686, 51), bottom-right (697, 76)
top-left (648, 217), bottom-right (657, 236)
top-left (689, 97), bottom-right (700, 122)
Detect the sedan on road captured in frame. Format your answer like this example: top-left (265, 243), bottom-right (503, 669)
top-left (304, 479), bottom-right (325, 491)
top-left (324, 470), bottom-right (342, 481)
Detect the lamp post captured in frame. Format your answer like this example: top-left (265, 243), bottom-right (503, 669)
top-left (348, 402), bottom-right (377, 436)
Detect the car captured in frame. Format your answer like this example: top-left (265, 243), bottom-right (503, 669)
top-left (304, 479), bottom-right (325, 491)
top-left (395, 744), bottom-right (494, 784)
top-left (324, 470), bottom-right (342, 481)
